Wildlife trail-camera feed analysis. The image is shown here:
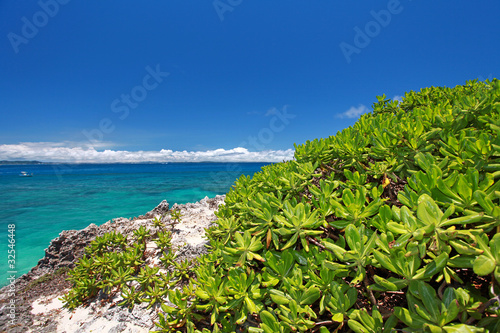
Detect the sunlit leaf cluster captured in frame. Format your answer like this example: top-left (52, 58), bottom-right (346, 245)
top-left (60, 211), bottom-right (193, 311)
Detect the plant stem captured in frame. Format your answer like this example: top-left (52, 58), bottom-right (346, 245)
top-left (364, 276), bottom-right (378, 310)
top-left (306, 236), bottom-right (325, 250)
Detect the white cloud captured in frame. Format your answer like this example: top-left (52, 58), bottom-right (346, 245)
top-left (393, 95), bottom-right (403, 102)
top-left (337, 104), bottom-right (369, 119)
top-left (0, 142), bottom-right (295, 163)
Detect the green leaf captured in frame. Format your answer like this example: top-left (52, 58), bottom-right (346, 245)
top-left (301, 286), bottom-right (321, 305)
top-left (449, 239), bottom-right (484, 256)
top-left (322, 239), bottom-right (346, 260)
top-left (281, 232), bottom-right (299, 251)
top-left (372, 275), bottom-right (407, 291)
top-left (270, 290), bottom-right (290, 305)
top-left (424, 323), bottom-right (444, 333)
top-left (358, 309), bottom-right (376, 328)
top-left (383, 314), bottom-right (399, 333)
top-left (448, 255), bottom-right (475, 268)
top-left (332, 312), bottom-right (344, 323)
top-left (292, 250), bottom-right (308, 265)
top-left (444, 299), bottom-right (460, 325)
top-left (373, 250), bottom-right (398, 273)
top-left (441, 214), bottom-right (484, 227)
top-left (408, 294), bottom-right (433, 322)
top-left (437, 178), bottom-right (462, 202)
top-left (474, 234), bottom-right (493, 258)
top-left (394, 307), bottom-right (416, 328)
top-left (478, 316), bottom-right (500, 333)
top-left (417, 281), bottom-right (440, 322)
top-left (348, 319), bottom-right (370, 333)
top-left (343, 189), bottom-right (356, 207)
top-left (386, 221), bottom-right (408, 234)
top-left (490, 233), bottom-right (500, 262)
top-left (473, 190), bottom-right (495, 214)
top-left (345, 224), bottom-right (362, 253)
top-left (260, 310), bottom-right (280, 333)
top-left (245, 296), bottom-right (257, 313)
top-left (473, 255), bottom-right (495, 276)
top-left (456, 175), bottom-right (473, 201)
top-left (362, 231), bottom-right (378, 258)
top-left (413, 252), bottom-right (448, 280)
top-left (417, 194), bottom-right (443, 226)
top-left (379, 204), bottom-right (392, 222)
top-left (443, 323), bottom-right (485, 332)
top-left (442, 288), bottom-right (456, 308)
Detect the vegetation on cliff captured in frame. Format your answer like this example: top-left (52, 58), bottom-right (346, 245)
top-left (63, 79), bottom-right (500, 332)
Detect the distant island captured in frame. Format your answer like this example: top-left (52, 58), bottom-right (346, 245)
top-left (0, 160), bottom-right (273, 165)
top-left (0, 160), bottom-right (44, 165)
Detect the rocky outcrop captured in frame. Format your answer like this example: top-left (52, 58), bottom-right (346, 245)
top-left (36, 224), bottom-right (101, 272)
top-left (0, 195), bottom-right (225, 333)
top-left (144, 199), bottom-right (170, 218)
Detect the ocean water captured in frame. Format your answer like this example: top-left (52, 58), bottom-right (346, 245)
top-left (0, 162), bottom-right (268, 286)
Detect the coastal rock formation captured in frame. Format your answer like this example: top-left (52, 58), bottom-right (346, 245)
top-left (0, 195), bottom-right (225, 333)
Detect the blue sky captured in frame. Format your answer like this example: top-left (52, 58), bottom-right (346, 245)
top-left (1, 1), bottom-right (499, 162)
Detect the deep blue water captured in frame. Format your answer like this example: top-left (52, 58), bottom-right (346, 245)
top-left (0, 162), bottom-right (268, 285)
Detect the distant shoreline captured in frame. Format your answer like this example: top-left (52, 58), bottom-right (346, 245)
top-left (0, 160), bottom-right (44, 165)
top-left (0, 160), bottom-right (278, 166)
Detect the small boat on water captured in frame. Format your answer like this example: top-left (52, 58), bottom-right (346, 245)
top-left (19, 171), bottom-right (33, 177)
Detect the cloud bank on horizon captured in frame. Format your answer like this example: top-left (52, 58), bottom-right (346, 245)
top-left (0, 142), bottom-right (295, 163)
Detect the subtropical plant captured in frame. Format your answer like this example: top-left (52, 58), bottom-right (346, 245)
top-left (154, 215), bottom-right (167, 230)
top-left (171, 209), bottom-right (184, 224)
top-left (59, 223), bottom-right (177, 311)
top-left (63, 79), bottom-right (500, 332)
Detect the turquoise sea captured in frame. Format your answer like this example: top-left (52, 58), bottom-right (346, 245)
top-left (0, 162), bottom-right (268, 286)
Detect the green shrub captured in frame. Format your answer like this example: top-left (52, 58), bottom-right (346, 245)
top-left (59, 226), bottom-right (176, 310)
top-left (64, 79), bottom-right (500, 332)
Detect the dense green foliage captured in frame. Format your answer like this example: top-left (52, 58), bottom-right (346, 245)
top-left (59, 212), bottom-right (195, 311)
top-left (63, 80), bottom-right (500, 332)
